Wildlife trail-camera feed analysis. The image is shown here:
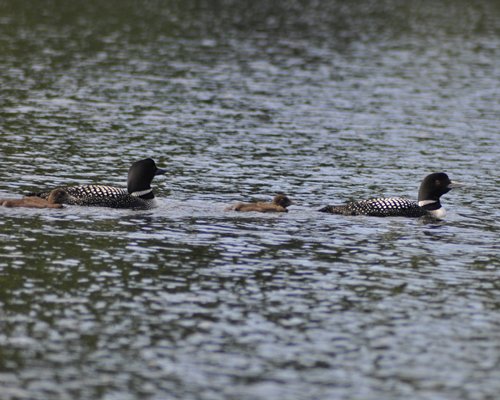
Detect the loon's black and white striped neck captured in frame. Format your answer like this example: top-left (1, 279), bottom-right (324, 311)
top-left (319, 172), bottom-right (462, 219)
top-left (27, 158), bottom-right (166, 209)
top-left (130, 188), bottom-right (154, 198)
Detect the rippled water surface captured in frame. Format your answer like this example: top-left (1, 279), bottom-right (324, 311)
top-left (1, 1), bottom-right (499, 399)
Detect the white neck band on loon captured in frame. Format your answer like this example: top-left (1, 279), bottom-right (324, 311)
top-left (131, 188), bottom-right (152, 197)
top-left (418, 200), bottom-right (437, 207)
top-left (419, 199), bottom-right (446, 218)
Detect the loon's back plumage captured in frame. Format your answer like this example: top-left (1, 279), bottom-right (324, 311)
top-left (27, 158), bottom-right (166, 209)
top-left (32, 185), bottom-right (147, 208)
top-left (319, 197), bottom-right (427, 217)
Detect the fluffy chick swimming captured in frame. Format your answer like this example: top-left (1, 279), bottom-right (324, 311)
top-left (226, 194), bottom-right (292, 213)
top-left (1, 188), bottom-right (68, 209)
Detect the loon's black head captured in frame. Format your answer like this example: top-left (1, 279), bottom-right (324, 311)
top-left (273, 194), bottom-right (292, 208)
top-left (127, 158), bottom-right (166, 196)
top-left (417, 172), bottom-right (462, 207)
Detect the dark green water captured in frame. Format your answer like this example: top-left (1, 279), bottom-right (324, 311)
top-left (1, 1), bottom-right (499, 399)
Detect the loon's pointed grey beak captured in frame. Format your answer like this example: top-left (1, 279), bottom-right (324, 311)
top-left (448, 181), bottom-right (464, 189)
top-left (155, 168), bottom-right (167, 176)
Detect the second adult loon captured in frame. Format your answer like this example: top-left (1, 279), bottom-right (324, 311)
top-left (319, 172), bottom-right (463, 218)
top-left (27, 158), bottom-right (166, 209)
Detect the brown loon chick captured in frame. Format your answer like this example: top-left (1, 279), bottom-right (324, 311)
top-left (1, 188), bottom-right (68, 209)
top-left (226, 194), bottom-right (292, 213)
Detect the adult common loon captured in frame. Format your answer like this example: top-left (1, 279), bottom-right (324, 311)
top-left (319, 172), bottom-right (462, 218)
top-left (27, 158), bottom-right (166, 209)
top-left (226, 194), bottom-right (292, 212)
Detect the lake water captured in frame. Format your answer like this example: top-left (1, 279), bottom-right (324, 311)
top-left (1, 1), bottom-right (499, 399)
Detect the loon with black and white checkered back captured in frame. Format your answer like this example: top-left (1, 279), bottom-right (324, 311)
top-left (319, 172), bottom-right (463, 219)
top-left (27, 158), bottom-right (166, 209)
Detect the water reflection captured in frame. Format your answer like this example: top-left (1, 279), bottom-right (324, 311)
top-left (1, 0), bottom-right (500, 399)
